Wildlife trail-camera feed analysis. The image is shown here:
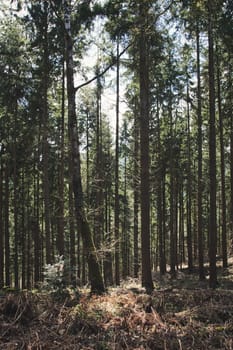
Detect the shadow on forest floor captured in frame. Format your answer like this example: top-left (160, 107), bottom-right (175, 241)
top-left (0, 258), bottom-right (233, 349)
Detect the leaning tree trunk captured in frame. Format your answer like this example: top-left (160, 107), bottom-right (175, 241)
top-left (63, 0), bottom-right (105, 294)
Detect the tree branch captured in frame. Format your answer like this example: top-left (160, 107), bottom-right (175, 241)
top-left (155, 0), bottom-right (174, 22)
top-left (74, 42), bottom-right (132, 92)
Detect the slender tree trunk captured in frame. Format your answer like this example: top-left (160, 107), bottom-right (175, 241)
top-left (230, 58), bottom-right (233, 254)
top-left (133, 97), bottom-right (140, 278)
top-left (186, 83), bottom-right (193, 273)
top-left (57, 60), bottom-right (65, 256)
top-left (0, 158), bottom-right (3, 288)
top-left (13, 105), bottom-right (19, 288)
top-left (63, 0), bottom-right (105, 294)
top-left (169, 92), bottom-right (176, 278)
top-left (21, 171), bottom-right (26, 289)
top-left (69, 178), bottom-right (76, 284)
top-left (216, 45), bottom-right (227, 268)
top-left (139, 3), bottom-right (153, 293)
top-left (33, 151), bottom-right (41, 286)
top-left (114, 38), bottom-right (120, 285)
top-left (178, 182), bottom-right (185, 268)
top-left (122, 153), bottom-right (129, 278)
top-left (42, 1), bottom-right (51, 264)
top-left (208, 0), bottom-right (217, 288)
top-left (4, 163), bottom-right (10, 287)
top-left (157, 98), bottom-right (166, 275)
top-left (196, 24), bottom-right (205, 281)
top-left (162, 170), bottom-right (167, 272)
top-left (94, 75), bottom-right (103, 257)
top-left (103, 162), bottom-right (113, 285)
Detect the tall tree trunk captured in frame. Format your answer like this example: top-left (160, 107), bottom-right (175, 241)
top-left (139, 3), bottom-right (153, 293)
top-left (196, 24), bottom-right (205, 281)
top-left (33, 151), bottom-right (41, 286)
top-left (230, 58), bottom-right (233, 254)
top-left (103, 155), bottom-right (113, 286)
top-left (63, 0), bottom-right (105, 294)
top-left (169, 91), bottom-right (176, 278)
top-left (13, 106), bottom-right (19, 288)
top-left (0, 157), bottom-right (3, 288)
top-left (42, 1), bottom-right (51, 264)
top-left (178, 181), bottom-right (185, 268)
top-left (133, 97), bottom-right (140, 278)
top-left (57, 60), bottom-right (65, 256)
top-left (216, 45), bottom-right (227, 268)
top-left (208, 0), bottom-right (217, 288)
top-left (114, 38), bottom-right (120, 285)
top-left (186, 83), bottom-right (193, 273)
top-left (94, 74), bottom-right (103, 256)
top-left (21, 171), bottom-right (26, 289)
top-left (4, 162), bottom-right (10, 287)
top-left (157, 98), bottom-right (166, 275)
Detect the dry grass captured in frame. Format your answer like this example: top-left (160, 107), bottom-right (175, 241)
top-left (1, 260), bottom-right (233, 349)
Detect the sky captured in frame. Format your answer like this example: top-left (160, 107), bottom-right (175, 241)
top-left (76, 16), bottom-right (128, 133)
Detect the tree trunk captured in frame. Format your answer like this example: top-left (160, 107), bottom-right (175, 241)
top-left (4, 162), bottom-right (10, 287)
top-left (13, 106), bottom-right (19, 288)
top-left (57, 60), bottom-right (65, 256)
top-left (0, 157), bottom-right (3, 288)
top-left (33, 152), bottom-right (41, 286)
top-left (208, 0), bottom-right (217, 288)
top-left (133, 96), bottom-right (140, 278)
top-left (42, 1), bottom-right (51, 264)
top-left (230, 58), bottom-right (233, 254)
top-left (114, 38), bottom-right (120, 285)
top-left (169, 89), bottom-right (176, 279)
top-left (196, 24), bottom-right (205, 281)
top-left (157, 98), bottom-right (166, 275)
top-left (186, 83), bottom-right (193, 273)
top-left (139, 3), bottom-right (153, 293)
top-left (216, 45), bottom-right (227, 268)
top-left (63, 0), bottom-right (105, 294)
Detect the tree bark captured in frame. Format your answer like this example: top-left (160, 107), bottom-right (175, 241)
top-left (196, 24), bottom-right (205, 281)
top-left (0, 156), bottom-right (3, 288)
top-left (216, 45), bottom-right (227, 268)
top-left (63, 0), bottom-right (105, 294)
top-left (139, 2), bottom-right (154, 293)
top-left (57, 60), bottom-right (65, 256)
top-left (114, 38), bottom-right (120, 285)
top-left (42, 1), bottom-right (51, 264)
top-left (208, 0), bottom-right (217, 288)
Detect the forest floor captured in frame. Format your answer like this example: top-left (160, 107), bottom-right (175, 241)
top-left (1, 259), bottom-right (233, 349)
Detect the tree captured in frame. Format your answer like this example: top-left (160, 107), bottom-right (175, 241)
top-left (208, 0), bottom-right (217, 288)
top-left (138, 1), bottom-right (154, 293)
top-left (63, 0), bottom-right (105, 294)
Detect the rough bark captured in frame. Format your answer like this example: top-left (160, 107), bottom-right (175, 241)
top-left (196, 24), bottom-right (205, 281)
top-left (139, 2), bottom-right (154, 293)
top-left (63, 0), bottom-right (105, 294)
top-left (208, 0), bottom-right (217, 288)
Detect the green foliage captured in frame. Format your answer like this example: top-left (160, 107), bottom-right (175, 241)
top-left (43, 256), bottom-right (79, 303)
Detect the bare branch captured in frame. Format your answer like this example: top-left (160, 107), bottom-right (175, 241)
top-left (155, 0), bottom-right (174, 22)
top-left (74, 43), bottom-right (132, 92)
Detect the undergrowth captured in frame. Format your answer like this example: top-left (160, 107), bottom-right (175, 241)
top-left (0, 260), bottom-right (233, 349)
